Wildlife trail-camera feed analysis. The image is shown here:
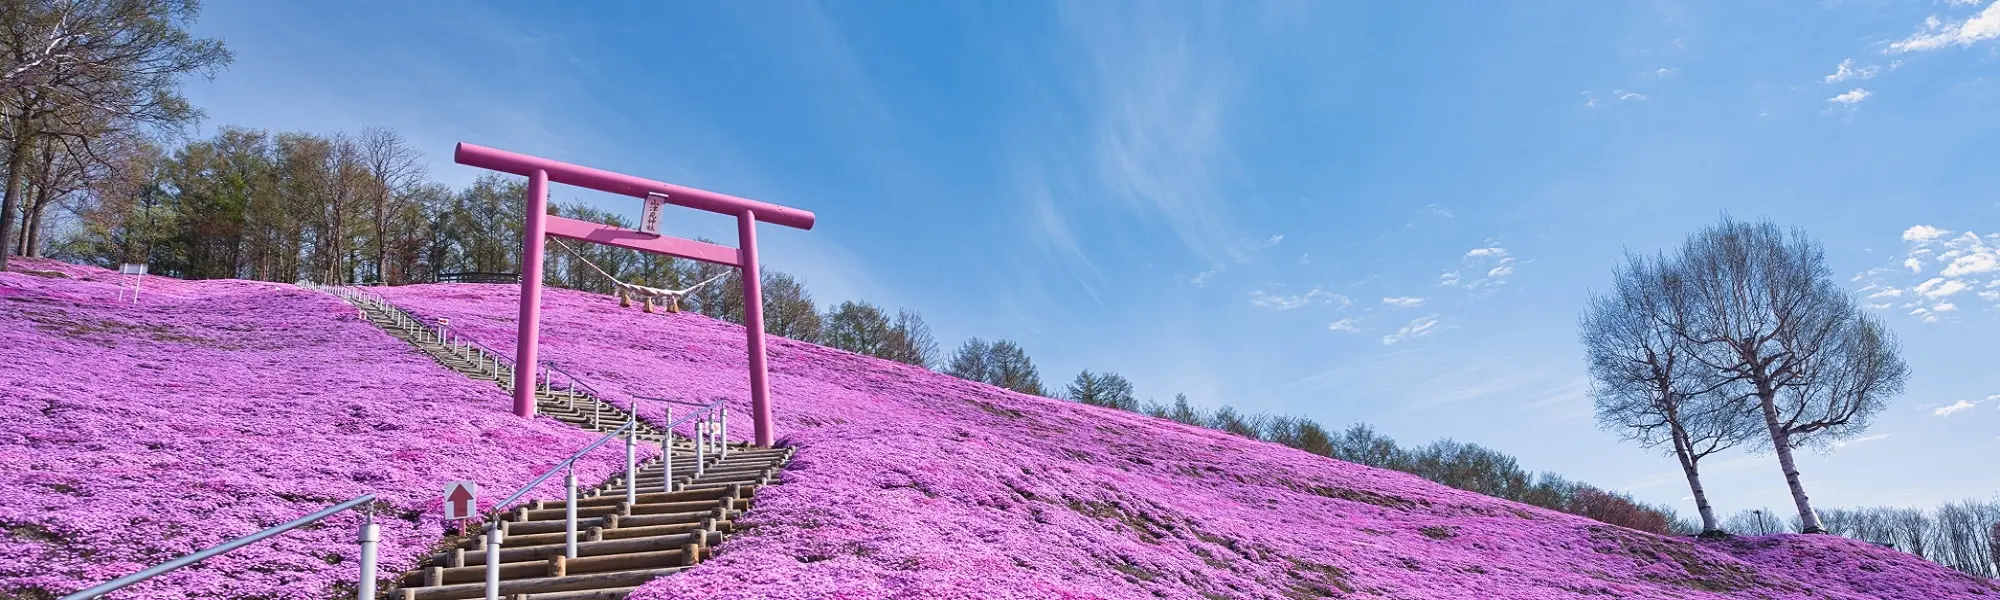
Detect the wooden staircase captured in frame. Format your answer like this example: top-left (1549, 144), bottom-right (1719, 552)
top-left (327, 290), bottom-right (792, 599)
top-left (391, 447), bottom-right (793, 599)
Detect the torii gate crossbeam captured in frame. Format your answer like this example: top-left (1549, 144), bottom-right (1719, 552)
top-left (454, 142), bottom-right (816, 446)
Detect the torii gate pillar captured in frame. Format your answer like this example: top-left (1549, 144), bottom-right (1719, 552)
top-left (456, 143), bottom-right (815, 447)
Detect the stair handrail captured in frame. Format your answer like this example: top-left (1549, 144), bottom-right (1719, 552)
top-left (633, 394), bottom-right (719, 408)
top-left (543, 363), bottom-right (605, 402)
top-left (478, 418), bottom-right (641, 595)
top-left (60, 495), bottom-right (383, 600)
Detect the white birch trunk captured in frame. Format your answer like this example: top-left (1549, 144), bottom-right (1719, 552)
top-left (1758, 391), bottom-right (1824, 533)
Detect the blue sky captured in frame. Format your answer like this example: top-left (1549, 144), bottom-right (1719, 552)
top-left (183, 1), bottom-right (1999, 516)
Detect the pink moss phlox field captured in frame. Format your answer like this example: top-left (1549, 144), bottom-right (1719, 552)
top-left (372, 282), bottom-right (2000, 600)
top-left (0, 259), bottom-right (650, 599)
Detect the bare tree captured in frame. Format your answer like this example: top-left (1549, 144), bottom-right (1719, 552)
top-left (0, 0), bottom-right (229, 270)
top-left (1582, 252), bottom-right (1760, 536)
top-left (359, 126), bottom-right (424, 283)
top-left (1666, 218), bottom-right (1908, 533)
top-left (882, 308), bottom-right (937, 368)
top-left (1989, 522), bottom-right (1999, 576)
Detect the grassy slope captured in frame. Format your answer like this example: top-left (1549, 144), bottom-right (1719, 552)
top-left (0, 260), bottom-right (642, 599)
top-left (374, 282), bottom-right (2000, 600)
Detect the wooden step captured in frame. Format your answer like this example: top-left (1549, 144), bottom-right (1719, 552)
top-left (400, 567), bottom-right (688, 600)
top-left (457, 532), bottom-right (707, 567)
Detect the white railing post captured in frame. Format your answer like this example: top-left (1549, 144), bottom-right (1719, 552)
top-left (719, 406), bottom-right (729, 458)
top-left (663, 406), bottom-right (674, 493)
top-left (356, 513), bottom-right (379, 600)
top-left (484, 523), bottom-right (502, 600)
top-left (695, 417), bottom-right (707, 477)
top-left (624, 421), bottom-right (638, 507)
top-left (564, 466), bottom-right (578, 559)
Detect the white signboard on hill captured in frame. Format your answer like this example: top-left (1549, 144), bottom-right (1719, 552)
top-left (117, 263), bottom-right (148, 302)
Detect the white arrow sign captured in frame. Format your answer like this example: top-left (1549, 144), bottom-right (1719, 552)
top-left (443, 480), bottom-right (477, 521)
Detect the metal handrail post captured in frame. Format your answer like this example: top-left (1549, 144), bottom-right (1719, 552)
top-left (663, 406), bottom-right (674, 493)
top-left (484, 523), bottom-right (502, 600)
top-left (695, 417), bottom-right (707, 477)
top-left (719, 406), bottom-right (729, 458)
top-left (356, 513), bottom-right (380, 600)
top-left (564, 466), bottom-right (578, 559)
top-left (624, 419), bottom-right (638, 507)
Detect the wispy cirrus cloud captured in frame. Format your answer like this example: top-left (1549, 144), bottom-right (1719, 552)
top-left (1833, 433), bottom-right (1892, 449)
top-left (1381, 296), bottom-right (1427, 308)
top-left (1061, 3), bottom-right (1242, 262)
top-left (1381, 315), bottom-right (1446, 345)
top-left (1249, 288), bottom-right (1349, 311)
top-left (1582, 90), bottom-right (1648, 108)
top-left (1327, 318), bottom-right (1361, 332)
top-left (1934, 399), bottom-right (1977, 416)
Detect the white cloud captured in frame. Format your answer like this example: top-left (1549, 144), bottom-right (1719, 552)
top-left (1423, 204), bottom-right (1454, 218)
top-left (1915, 277), bottom-right (1969, 298)
top-left (1382, 296), bottom-right (1427, 308)
top-left (1264, 234), bottom-right (1285, 248)
top-left (1381, 315), bottom-right (1445, 345)
top-left (1060, 4), bottom-right (1241, 262)
top-left (1613, 90), bottom-right (1648, 101)
top-left (1934, 302), bottom-right (1958, 312)
top-left (1934, 399), bottom-right (1977, 416)
top-left (1936, 234), bottom-right (2000, 278)
top-left (1903, 257), bottom-right (1924, 272)
top-left (1903, 225), bottom-right (1949, 242)
top-left (1939, 247), bottom-right (1997, 277)
top-left (1890, 2), bottom-right (2000, 52)
top-left (1299, 253), bottom-right (1312, 265)
top-left (1867, 287), bottom-right (1905, 299)
top-left (1447, 246), bottom-right (1517, 292)
top-left (1650, 67), bottom-right (1678, 78)
top-left (1823, 59), bottom-right (1879, 83)
top-left (1827, 88), bottom-right (1872, 105)
top-left (1327, 318), bottom-right (1361, 332)
top-left (1188, 267), bottom-right (1223, 287)
top-left (1833, 433), bottom-right (1892, 449)
top-left (1250, 288), bottom-right (1348, 311)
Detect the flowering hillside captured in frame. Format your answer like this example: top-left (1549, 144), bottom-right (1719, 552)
top-left (0, 259), bottom-right (644, 599)
top-left (375, 282), bottom-right (2000, 600)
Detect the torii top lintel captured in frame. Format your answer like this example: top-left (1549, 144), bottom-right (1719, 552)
top-left (453, 142), bottom-right (816, 231)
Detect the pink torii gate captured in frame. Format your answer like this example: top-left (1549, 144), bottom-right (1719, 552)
top-left (454, 142), bottom-right (816, 446)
